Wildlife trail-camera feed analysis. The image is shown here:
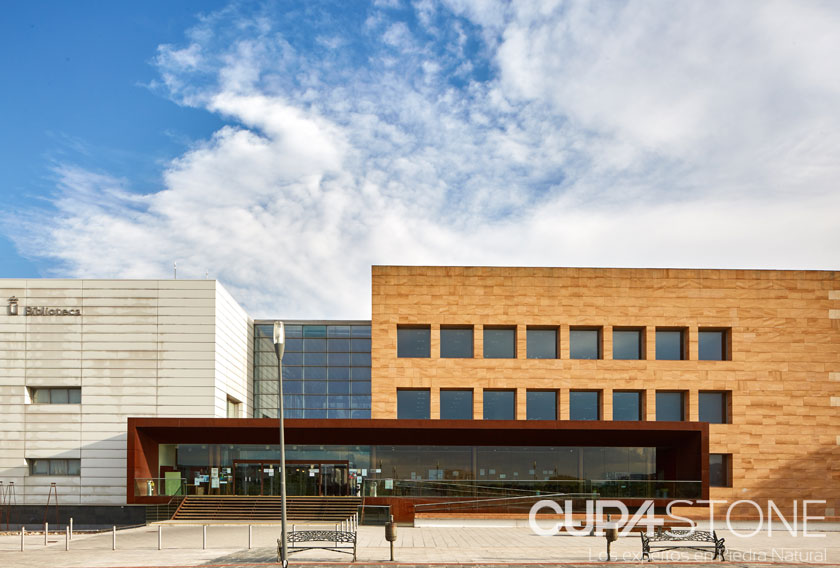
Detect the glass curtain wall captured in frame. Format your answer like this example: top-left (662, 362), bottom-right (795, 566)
top-left (162, 443), bottom-right (663, 497)
top-left (253, 323), bottom-right (372, 419)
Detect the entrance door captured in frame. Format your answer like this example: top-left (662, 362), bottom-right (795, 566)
top-left (234, 460), bottom-right (351, 496)
top-left (234, 462), bottom-right (262, 496)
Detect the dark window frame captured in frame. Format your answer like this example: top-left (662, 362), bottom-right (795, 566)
top-left (28, 458), bottom-right (81, 476)
top-left (526, 326), bottom-right (559, 359)
top-left (440, 389), bottom-right (474, 420)
top-left (482, 389), bottom-right (516, 420)
top-left (526, 390), bottom-right (558, 420)
top-left (397, 325), bottom-right (431, 358)
top-left (440, 325), bottom-right (475, 359)
top-left (30, 387), bottom-right (81, 404)
top-left (397, 388), bottom-right (431, 419)
top-left (698, 328), bottom-right (731, 361)
top-left (569, 390), bottom-right (602, 420)
top-left (612, 390), bottom-right (644, 421)
top-left (709, 453), bottom-right (733, 487)
top-left (569, 327), bottom-right (603, 360)
top-left (698, 390), bottom-right (731, 424)
top-left (483, 326), bottom-right (517, 359)
top-left (612, 327), bottom-right (645, 360)
top-left (655, 390), bottom-right (687, 421)
top-left (655, 327), bottom-right (687, 361)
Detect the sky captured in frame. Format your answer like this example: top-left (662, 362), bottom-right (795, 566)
top-left (2, 1), bottom-right (839, 319)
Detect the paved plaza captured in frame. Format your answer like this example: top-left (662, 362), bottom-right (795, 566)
top-left (1, 523), bottom-right (840, 568)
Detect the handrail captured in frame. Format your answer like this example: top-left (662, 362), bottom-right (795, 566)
top-left (414, 492), bottom-right (597, 510)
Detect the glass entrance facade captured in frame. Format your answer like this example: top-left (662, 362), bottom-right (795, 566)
top-left (156, 443), bottom-right (701, 499)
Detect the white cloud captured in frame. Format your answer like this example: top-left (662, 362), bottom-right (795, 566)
top-left (8, 1), bottom-right (840, 318)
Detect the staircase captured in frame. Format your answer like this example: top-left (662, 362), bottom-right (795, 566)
top-left (170, 496), bottom-right (361, 522)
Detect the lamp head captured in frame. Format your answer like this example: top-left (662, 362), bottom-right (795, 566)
top-left (273, 321), bottom-right (285, 359)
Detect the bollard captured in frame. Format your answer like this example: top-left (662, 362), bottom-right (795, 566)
top-left (70, 518), bottom-right (73, 540)
top-left (202, 525), bottom-right (207, 550)
top-left (45, 522), bottom-right (49, 546)
top-left (604, 514), bottom-right (619, 561)
top-left (248, 525), bottom-right (252, 550)
top-left (65, 526), bottom-right (70, 551)
top-left (112, 526), bottom-right (116, 551)
top-left (20, 526), bottom-right (25, 551)
top-left (385, 515), bottom-right (397, 562)
top-left (158, 524), bottom-right (162, 550)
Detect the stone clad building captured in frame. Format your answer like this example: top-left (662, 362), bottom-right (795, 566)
top-left (1, 266), bottom-right (838, 524)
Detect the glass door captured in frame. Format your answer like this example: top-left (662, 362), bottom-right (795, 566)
top-left (235, 460), bottom-right (351, 496)
top-left (234, 462), bottom-right (263, 495)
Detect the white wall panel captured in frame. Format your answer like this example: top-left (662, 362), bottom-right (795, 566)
top-left (0, 278), bottom-right (252, 506)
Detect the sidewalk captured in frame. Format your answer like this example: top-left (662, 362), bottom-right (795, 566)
top-left (0, 523), bottom-right (839, 567)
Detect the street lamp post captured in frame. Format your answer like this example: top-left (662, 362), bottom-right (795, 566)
top-left (273, 322), bottom-right (288, 567)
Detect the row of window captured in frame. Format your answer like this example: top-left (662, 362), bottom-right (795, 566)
top-left (397, 326), bottom-right (730, 361)
top-left (29, 387), bottom-right (81, 404)
top-left (397, 389), bottom-right (730, 423)
top-left (29, 458), bottom-right (81, 476)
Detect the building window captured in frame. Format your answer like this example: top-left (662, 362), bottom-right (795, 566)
top-left (569, 390), bottom-right (600, 420)
top-left (613, 328), bottom-right (643, 360)
top-left (440, 389), bottom-right (473, 420)
top-left (254, 323), bottom-right (372, 420)
top-left (31, 387), bottom-right (81, 404)
top-left (699, 329), bottom-right (729, 361)
top-left (656, 391), bottom-right (686, 421)
top-left (526, 391), bottom-right (557, 420)
top-left (483, 390), bottom-right (515, 420)
top-left (569, 327), bottom-right (601, 359)
top-left (484, 327), bottom-right (516, 359)
top-left (526, 327), bottom-right (557, 359)
top-left (656, 328), bottom-right (686, 360)
top-left (28, 459), bottom-right (81, 476)
top-left (397, 326), bottom-right (431, 358)
top-left (226, 397), bottom-right (241, 418)
top-left (709, 454), bottom-right (732, 487)
top-left (440, 326), bottom-right (474, 358)
top-left (612, 391), bottom-right (643, 421)
top-left (699, 391), bottom-right (730, 424)
top-left (397, 389), bottom-right (430, 419)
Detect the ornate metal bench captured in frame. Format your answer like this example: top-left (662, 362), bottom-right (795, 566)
top-left (278, 528), bottom-right (357, 561)
top-left (641, 528), bottom-right (725, 561)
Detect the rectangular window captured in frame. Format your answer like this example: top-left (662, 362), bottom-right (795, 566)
top-left (28, 459), bottom-right (81, 476)
top-left (440, 389), bottom-right (473, 420)
top-left (526, 391), bottom-right (557, 420)
top-left (397, 389), bottom-right (430, 419)
top-left (526, 327), bottom-right (557, 359)
top-left (656, 391), bottom-right (686, 421)
top-left (226, 397), bottom-right (240, 418)
top-left (709, 454), bottom-right (732, 487)
top-left (30, 387), bottom-right (81, 404)
top-left (569, 328), bottom-right (601, 359)
top-left (612, 391), bottom-right (643, 421)
top-left (440, 326), bottom-right (474, 358)
top-left (483, 390), bottom-right (515, 420)
top-left (699, 329), bottom-right (729, 361)
top-left (699, 391), bottom-right (730, 424)
top-left (569, 390), bottom-right (600, 420)
top-left (483, 327), bottom-right (516, 359)
top-left (613, 328), bottom-right (643, 360)
top-left (655, 328), bottom-right (686, 360)
top-left (397, 326), bottom-right (431, 358)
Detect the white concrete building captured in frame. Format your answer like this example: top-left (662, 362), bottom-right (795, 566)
top-left (0, 279), bottom-right (252, 508)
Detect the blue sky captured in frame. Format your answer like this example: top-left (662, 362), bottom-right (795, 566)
top-left (2, 1), bottom-right (840, 318)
